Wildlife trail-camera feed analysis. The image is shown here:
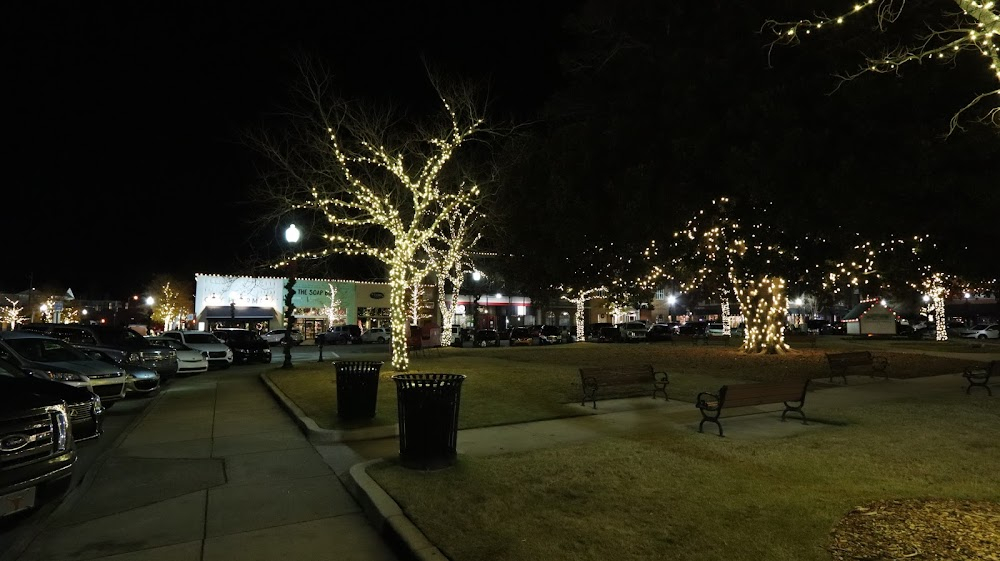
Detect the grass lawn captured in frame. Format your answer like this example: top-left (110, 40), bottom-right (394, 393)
top-left (369, 392), bottom-right (1000, 561)
top-left (265, 339), bottom-right (985, 431)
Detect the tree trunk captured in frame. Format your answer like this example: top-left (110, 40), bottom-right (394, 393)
top-left (733, 276), bottom-right (790, 354)
top-left (438, 277), bottom-right (457, 347)
top-left (574, 299), bottom-right (586, 342)
top-left (933, 294), bottom-right (948, 341)
top-left (389, 267), bottom-right (411, 371)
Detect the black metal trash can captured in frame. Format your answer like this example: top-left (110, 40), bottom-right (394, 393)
top-left (392, 373), bottom-right (466, 470)
top-left (335, 361), bottom-right (383, 420)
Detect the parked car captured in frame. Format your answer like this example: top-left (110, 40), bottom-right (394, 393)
top-left (0, 331), bottom-right (127, 406)
top-left (261, 329), bottom-right (304, 346)
top-left (645, 324), bottom-right (675, 342)
top-left (598, 326), bottom-right (622, 343)
top-left (677, 321), bottom-right (708, 335)
top-left (539, 325), bottom-right (564, 345)
top-left (21, 323), bottom-right (178, 381)
top-left (618, 322), bottom-right (648, 342)
top-left (706, 323), bottom-right (727, 336)
top-left (158, 331), bottom-right (232, 369)
top-left (212, 328), bottom-right (272, 364)
top-left (77, 346), bottom-right (161, 396)
top-left (819, 321), bottom-right (846, 335)
top-left (145, 336), bottom-right (209, 375)
top-left (1, 372), bottom-right (78, 519)
top-left (0, 356), bottom-right (103, 443)
top-left (361, 327), bottom-right (392, 344)
top-left (316, 325), bottom-right (362, 345)
top-left (806, 319), bottom-right (831, 334)
top-left (509, 326), bottom-right (535, 346)
top-left (959, 324), bottom-right (999, 340)
top-left (587, 323), bottom-right (614, 341)
top-left (473, 329), bottom-right (501, 347)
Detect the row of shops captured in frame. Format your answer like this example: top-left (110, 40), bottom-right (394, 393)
top-left (194, 273), bottom-right (548, 338)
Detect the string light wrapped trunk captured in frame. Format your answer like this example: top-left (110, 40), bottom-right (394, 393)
top-left (733, 275), bottom-right (790, 354)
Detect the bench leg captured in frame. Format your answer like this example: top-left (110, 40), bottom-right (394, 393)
top-left (965, 380), bottom-right (993, 396)
top-left (829, 369), bottom-right (847, 385)
top-left (581, 386), bottom-right (599, 409)
top-left (652, 382), bottom-right (668, 401)
top-left (698, 410), bottom-right (724, 437)
top-left (781, 402), bottom-right (808, 424)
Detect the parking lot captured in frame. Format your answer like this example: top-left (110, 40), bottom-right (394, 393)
top-left (1, 343), bottom-right (389, 561)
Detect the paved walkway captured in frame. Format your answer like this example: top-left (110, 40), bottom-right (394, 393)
top-left (9, 349), bottom-right (995, 561)
top-left (10, 370), bottom-right (397, 561)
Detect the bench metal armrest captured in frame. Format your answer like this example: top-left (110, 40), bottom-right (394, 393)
top-left (582, 376), bottom-right (600, 389)
top-left (653, 370), bottom-right (669, 384)
top-left (696, 391), bottom-right (720, 410)
top-left (963, 367), bottom-right (987, 378)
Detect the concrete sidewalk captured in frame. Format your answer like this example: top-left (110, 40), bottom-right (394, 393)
top-left (10, 370), bottom-right (398, 561)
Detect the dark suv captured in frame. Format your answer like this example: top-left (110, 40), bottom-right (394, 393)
top-left (212, 329), bottom-right (272, 364)
top-left (1, 361), bottom-right (78, 519)
top-left (316, 325), bottom-right (362, 345)
top-left (21, 324), bottom-right (177, 380)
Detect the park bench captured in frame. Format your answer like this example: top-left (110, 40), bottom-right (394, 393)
top-left (785, 333), bottom-right (818, 348)
top-left (825, 351), bottom-right (888, 384)
top-left (692, 334), bottom-right (730, 346)
top-left (578, 365), bottom-right (669, 409)
top-left (695, 380), bottom-right (811, 437)
top-left (962, 360), bottom-right (996, 396)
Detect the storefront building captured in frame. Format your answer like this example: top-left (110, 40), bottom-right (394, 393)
top-left (195, 274), bottom-right (363, 339)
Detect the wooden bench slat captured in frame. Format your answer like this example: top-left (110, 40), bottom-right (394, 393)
top-left (579, 365), bottom-right (669, 408)
top-left (696, 380), bottom-right (810, 437)
top-left (825, 351), bottom-right (888, 384)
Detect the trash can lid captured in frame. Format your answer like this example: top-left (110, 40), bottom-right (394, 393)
top-left (392, 373), bottom-right (466, 386)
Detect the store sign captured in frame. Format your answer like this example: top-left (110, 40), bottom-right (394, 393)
top-left (370, 292), bottom-right (385, 299)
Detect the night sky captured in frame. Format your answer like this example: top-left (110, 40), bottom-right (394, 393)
top-left (6, 1), bottom-right (997, 300)
top-left (6, 1), bottom-right (573, 298)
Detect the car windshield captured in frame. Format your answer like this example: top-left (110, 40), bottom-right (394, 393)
top-left (218, 330), bottom-right (258, 342)
top-left (185, 333), bottom-right (223, 344)
top-left (511, 328), bottom-right (531, 337)
top-left (95, 327), bottom-right (149, 347)
top-left (5, 337), bottom-right (89, 362)
top-left (970, 324), bottom-right (988, 330)
top-left (149, 339), bottom-right (191, 351)
top-left (0, 359), bottom-right (25, 378)
top-left (541, 326), bottom-right (560, 335)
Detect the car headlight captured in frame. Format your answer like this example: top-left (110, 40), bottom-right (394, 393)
top-left (92, 394), bottom-right (104, 416)
top-left (54, 406), bottom-right (70, 452)
top-left (31, 368), bottom-right (85, 382)
top-left (126, 352), bottom-right (142, 364)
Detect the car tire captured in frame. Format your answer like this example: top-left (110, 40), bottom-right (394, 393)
top-left (377, 336), bottom-right (385, 343)
top-left (979, 334), bottom-right (987, 339)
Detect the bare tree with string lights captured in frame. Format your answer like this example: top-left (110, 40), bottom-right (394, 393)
top-left (424, 205), bottom-right (481, 347)
top-left (764, 0), bottom-right (1000, 134)
top-left (253, 64), bottom-right (491, 371)
top-left (821, 234), bottom-right (997, 341)
top-left (667, 198), bottom-right (806, 354)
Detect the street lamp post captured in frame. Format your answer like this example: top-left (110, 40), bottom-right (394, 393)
top-left (146, 296), bottom-right (155, 334)
top-left (282, 224), bottom-right (301, 369)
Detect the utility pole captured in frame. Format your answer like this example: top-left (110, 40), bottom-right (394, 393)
top-left (26, 272), bottom-right (34, 323)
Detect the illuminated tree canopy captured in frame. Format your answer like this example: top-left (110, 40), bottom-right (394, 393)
top-left (255, 66), bottom-right (489, 370)
top-left (765, 0), bottom-right (1000, 134)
